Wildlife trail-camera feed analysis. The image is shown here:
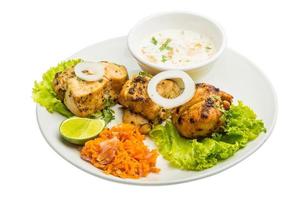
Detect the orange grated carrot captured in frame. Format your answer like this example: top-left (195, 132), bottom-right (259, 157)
top-left (80, 123), bottom-right (160, 179)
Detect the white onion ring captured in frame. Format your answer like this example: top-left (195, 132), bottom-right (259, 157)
top-left (74, 61), bottom-right (104, 82)
top-left (147, 70), bottom-right (196, 109)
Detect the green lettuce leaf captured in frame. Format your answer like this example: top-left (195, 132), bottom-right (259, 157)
top-left (32, 59), bottom-right (82, 117)
top-left (149, 101), bottom-right (266, 171)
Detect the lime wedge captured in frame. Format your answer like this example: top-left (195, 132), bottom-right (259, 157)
top-left (59, 117), bottom-right (105, 145)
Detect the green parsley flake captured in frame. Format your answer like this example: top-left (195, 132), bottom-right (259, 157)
top-left (151, 37), bottom-right (158, 45)
top-left (161, 55), bottom-right (168, 63)
top-left (138, 71), bottom-right (153, 78)
top-left (160, 38), bottom-right (172, 51)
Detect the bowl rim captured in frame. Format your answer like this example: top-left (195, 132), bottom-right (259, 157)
top-left (127, 11), bottom-right (227, 71)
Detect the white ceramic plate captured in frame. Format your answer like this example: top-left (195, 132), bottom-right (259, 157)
top-left (36, 36), bottom-right (277, 185)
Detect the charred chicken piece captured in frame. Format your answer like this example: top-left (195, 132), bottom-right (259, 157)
top-left (172, 83), bottom-right (233, 138)
top-left (52, 68), bottom-right (75, 101)
top-left (122, 109), bottom-right (152, 134)
top-left (118, 75), bottom-right (181, 122)
top-left (52, 61), bottom-right (128, 117)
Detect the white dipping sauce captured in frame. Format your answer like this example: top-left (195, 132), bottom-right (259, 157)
top-left (140, 29), bottom-right (215, 67)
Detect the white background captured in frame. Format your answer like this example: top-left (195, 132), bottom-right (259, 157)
top-left (0, 0), bottom-right (301, 199)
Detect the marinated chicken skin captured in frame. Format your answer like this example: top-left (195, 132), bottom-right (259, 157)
top-left (52, 61), bottom-right (128, 117)
top-left (172, 83), bottom-right (233, 138)
top-left (122, 109), bottom-right (152, 134)
top-left (118, 75), bottom-right (181, 122)
top-left (52, 68), bottom-right (75, 101)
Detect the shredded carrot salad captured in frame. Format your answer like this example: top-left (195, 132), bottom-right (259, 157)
top-left (80, 123), bottom-right (159, 179)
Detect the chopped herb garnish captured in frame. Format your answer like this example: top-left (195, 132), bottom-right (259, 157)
top-left (161, 55), bottom-right (168, 63)
top-left (151, 37), bottom-right (158, 45)
top-left (90, 98), bottom-right (116, 124)
top-left (159, 38), bottom-right (172, 51)
top-left (90, 107), bottom-right (115, 124)
top-left (166, 46), bottom-right (172, 50)
top-left (206, 46), bottom-right (212, 50)
top-left (211, 95), bottom-right (221, 101)
top-left (138, 71), bottom-right (153, 78)
top-left (100, 107), bottom-right (115, 124)
top-left (104, 98), bottom-right (116, 108)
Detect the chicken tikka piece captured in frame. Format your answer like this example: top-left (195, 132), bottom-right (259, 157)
top-left (52, 61), bottom-right (128, 117)
top-left (172, 83), bottom-right (233, 138)
top-left (118, 74), bottom-right (181, 122)
top-left (122, 109), bottom-right (152, 134)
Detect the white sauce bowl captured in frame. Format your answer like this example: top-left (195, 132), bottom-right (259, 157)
top-left (128, 12), bottom-right (226, 75)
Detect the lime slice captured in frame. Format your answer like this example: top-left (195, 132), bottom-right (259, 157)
top-left (59, 117), bottom-right (105, 145)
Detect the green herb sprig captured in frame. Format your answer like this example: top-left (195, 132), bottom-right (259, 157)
top-left (159, 39), bottom-right (172, 51)
top-left (151, 37), bottom-right (158, 45)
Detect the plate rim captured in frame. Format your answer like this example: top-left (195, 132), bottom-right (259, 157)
top-left (36, 36), bottom-right (278, 186)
